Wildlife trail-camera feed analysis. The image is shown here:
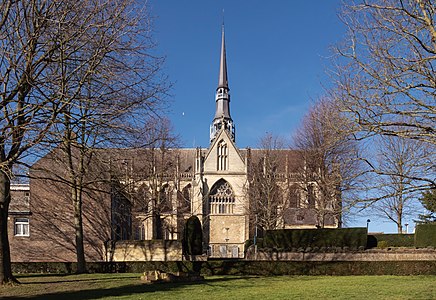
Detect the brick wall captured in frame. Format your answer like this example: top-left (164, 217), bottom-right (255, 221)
top-left (9, 149), bottom-right (114, 262)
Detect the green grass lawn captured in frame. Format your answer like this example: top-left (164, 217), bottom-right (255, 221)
top-left (1, 273), bottom-right (435, 300)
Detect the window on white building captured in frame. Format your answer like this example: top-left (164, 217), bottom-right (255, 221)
top-left (14, 218), bottom-right (29, 236)
top-left (217, 140), bottom-right (228, 171)
top-left (289, 185), bottom-right (300, 208)
top-left (136, 224), bottom-right (146, 240)
top-left (231, 246), bottom-right (239, 258)
top-left (307, 184), bottom-right (316, 208)
top-left (219, 245), bottom-right (227, 257)
top-left (209, 180), bottom-right (235, 214)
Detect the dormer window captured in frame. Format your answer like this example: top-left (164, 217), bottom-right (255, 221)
top-left (217, 140), bottom-right (228, 171)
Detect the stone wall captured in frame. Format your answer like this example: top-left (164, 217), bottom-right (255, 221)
top-left (108, 240), bottom-right (183, 262)
top-left (246, 248), bottom-right (436, 261)
top-left (108, 242), bottom-right (436, 262)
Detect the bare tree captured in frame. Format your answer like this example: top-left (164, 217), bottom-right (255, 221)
top-left (248, 133), bottom-right (290, 232)
top-left (0, 0), bottom-right (168, 283)
top-left (293, 97), bottom-right (364, 228)
top-left (370, 136), bottom-right (427, 233)
top-left (51, 0), bottom-right (168, 273)
top-left (139, 119), bottom-right (179, 240)
top-left (0, 0), bottom-right (93, 284)
top-left (333, 0), bottom-right (436, 188)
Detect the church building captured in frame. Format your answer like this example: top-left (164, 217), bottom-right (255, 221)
top-left (134, 27), bottom-right (250, 258)
top-left (134, 27), bottom-right (340, 258)
top-left (8, 26), bottom-right (340, 263)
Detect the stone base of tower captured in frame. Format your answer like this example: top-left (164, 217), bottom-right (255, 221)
top-left (207, 214), bottom-right (248, 258)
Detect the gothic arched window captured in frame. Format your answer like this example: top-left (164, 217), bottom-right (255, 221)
top-left (209, 179), bottom-right (235, 214)
top-left (307, 184), bottom-right (316, 208)
top-left (135, 184), bottom-right (150, 213)
top-left (159, 184), bottom-right (172, 213)
top-left (289, 184), bottom-right (300, 208)
top-left (178, 184), bottom-right (191, 214)
top-left (217, 140), bottom-right (228, 171)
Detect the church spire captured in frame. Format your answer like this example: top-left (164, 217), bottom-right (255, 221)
top-left (218, 25), bottom-right (228, 89)
top-left (210, 24), bottom-right (235, 143)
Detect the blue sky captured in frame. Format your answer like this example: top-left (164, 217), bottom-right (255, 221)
top-left (149, 1), bottom-right (417, 233)
top-left (151, 0), bottom-right (344, 148)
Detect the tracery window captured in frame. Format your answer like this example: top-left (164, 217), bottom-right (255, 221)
top-left (159, 184), bottom-right (172, 213)
top-left (178, 184), bottom-right (191, 214)
top-left (209, 180), bottom-right (235, 214)
top-left (307, 184), bottom-right (316, 208)
top-left (289, 184), bottom-right (300, 208)
top-left (217, 140), bottom-right (228, 171)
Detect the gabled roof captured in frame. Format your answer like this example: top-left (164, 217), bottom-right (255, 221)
top-left (204, 127), bottom-right (245, 165)
top-left (241, 148), bottom-right (304, 173)
top-left (96, 148), bottom-right (196, 179)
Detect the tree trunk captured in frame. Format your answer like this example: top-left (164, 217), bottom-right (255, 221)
top-left (0, 170), bottom-right (18, 284)
top-left (64, 126), bottom-right (87, 273)
top-left (72, 186), bottom-right (86, 273)
top-left (397, 221), bottom-right (403, 234)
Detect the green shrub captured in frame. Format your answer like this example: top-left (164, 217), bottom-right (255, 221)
top-left (367, 235), bottom-right (378, 248)
top-left (12, 261), bottom-right (436, 276)
top-left (245, 238), bottom-right (264, 251)
top-left (377, 240), bottom-right (389, 249)
top-left (415, 223), bottom-right (436, 248)
top-left (263, 228), bottom-right (367, 250)
top-left (373, 234), bottom-right (415, 248)
top-left (182, 216), bottom-right (203, 255)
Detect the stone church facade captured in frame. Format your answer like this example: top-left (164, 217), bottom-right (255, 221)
top-left (7, 27), bottom-right (340, 262)
top-left (130, 28), bottom-right (252, 258)
top-left (134, 28), bottom-right (339, 258)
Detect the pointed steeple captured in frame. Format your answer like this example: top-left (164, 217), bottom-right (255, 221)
top-left (210, 24), bottom-right (235, 143)
top-left (218, 26), bottom-right (228, 89)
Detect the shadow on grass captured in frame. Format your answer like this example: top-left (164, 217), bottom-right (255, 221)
top-left (16, 274), bottom-right (138, 285)
top-left (2, 276), bottom-right (249, 300)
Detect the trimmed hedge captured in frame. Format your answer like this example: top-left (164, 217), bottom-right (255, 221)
top-left (245, 238), bottom-right (264, 251)
top-left (12, 261), bottom-right (191, 274)
top-left (415, 223), bottom-right (436, 248)
top-left (369, 234), bottom-right (415, 248)
top-left (263, 228), bottom-right (367, 250)
top-left (12, 260), bottom-right (436, 276)
top-left (182, 216), bottom-right (203, 255)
